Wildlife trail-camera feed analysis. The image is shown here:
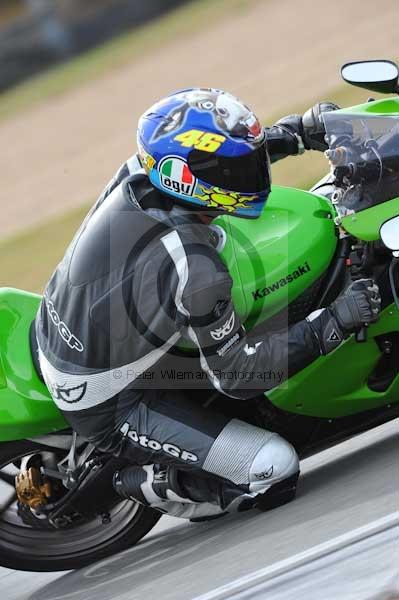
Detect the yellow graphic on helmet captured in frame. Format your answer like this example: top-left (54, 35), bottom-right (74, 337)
top-left (194, 185), bottom-right (257, 212)
top-left (138, 143), bottom-right (156, 173)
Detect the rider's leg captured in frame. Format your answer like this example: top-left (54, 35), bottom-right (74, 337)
top-left (112, 389), bottom-right (299, 519)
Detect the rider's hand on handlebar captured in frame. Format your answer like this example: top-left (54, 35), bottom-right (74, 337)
top-left (301, 102), bottom-right (340, 152)
top-left (330, 279), bottom-right (382, 334)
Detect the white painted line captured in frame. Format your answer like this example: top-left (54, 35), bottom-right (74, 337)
top-left (192, 511), bottom-right (399, 600)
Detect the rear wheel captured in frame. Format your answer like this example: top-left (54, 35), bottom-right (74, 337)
top-left (0, 440), bottom-right (161, 572)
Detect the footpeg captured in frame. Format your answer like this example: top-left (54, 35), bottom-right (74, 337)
top-left (15, 467), bottom-right (52, 509)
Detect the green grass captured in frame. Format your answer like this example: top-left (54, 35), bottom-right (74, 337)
top-left (0, 0), bottom-right (255, 121)
top-left (0, 205), bottom-right (90, 293)
top-left (0, 83), bottom-right (388, 293)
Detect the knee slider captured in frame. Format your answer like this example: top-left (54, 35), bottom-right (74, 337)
top-left (249, 434), bottom-right (299, 493)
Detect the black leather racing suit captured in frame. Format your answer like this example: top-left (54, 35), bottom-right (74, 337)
top-left (35, 117), bottom-right (338, 514)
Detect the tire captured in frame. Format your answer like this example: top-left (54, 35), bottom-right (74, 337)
top-left (0, 440), bottom-right (161, 572)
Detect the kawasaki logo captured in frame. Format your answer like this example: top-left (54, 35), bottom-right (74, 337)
top-left (252, 262), bottom-right (311, 301)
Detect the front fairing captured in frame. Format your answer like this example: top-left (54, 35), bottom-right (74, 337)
top-left (323, 100), bottom-right (399, 240)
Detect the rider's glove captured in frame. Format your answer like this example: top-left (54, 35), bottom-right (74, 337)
top-left (306, 279), bottom-right (381, 355)
top-left (302, 101), bottom-right (340, 151)
top-left (331, 279), bottom-right (381, 332)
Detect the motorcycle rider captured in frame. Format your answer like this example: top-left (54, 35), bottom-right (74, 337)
top-left (35, 89), bottom-right (381, 520)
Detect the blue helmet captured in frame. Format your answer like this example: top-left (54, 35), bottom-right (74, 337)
top-left (137, 88), bottom-right (271, 218)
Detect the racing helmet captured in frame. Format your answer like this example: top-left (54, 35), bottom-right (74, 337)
top-left (137, 88), bottom-right (271, 218)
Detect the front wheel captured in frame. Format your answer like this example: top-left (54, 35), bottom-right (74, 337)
top-left (0, 440), bottom-right (161, 572)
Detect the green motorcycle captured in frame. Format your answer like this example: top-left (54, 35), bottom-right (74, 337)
top-left (1, 59), bottom-right (399, 572)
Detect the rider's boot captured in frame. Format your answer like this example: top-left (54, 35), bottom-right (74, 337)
top-left (113, 464), bottom-right (227, 520)
top-left (113, 435), bottom-right (300, 520)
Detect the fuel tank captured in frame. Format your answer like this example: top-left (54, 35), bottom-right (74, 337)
top-left (215, 185), bottom-right (338, 325)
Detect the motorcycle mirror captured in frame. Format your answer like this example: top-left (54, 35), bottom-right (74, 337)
top-left (380, 216), bottom-right (399, 254)
top-left (341, 60), bottom-right (399, 94)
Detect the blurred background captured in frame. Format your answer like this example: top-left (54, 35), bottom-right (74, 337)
top-left (0, 0), bottom-right (398, 293)
top-left (0, 0), bottom-right (190, 91)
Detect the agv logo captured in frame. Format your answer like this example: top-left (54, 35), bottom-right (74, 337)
top-left (159, 156), bottom-right (196, 196)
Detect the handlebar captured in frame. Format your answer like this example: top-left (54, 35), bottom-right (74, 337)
top-left (327, 141), bottom-right (399, 187)
top-left (332, 160), bottom-right (382, 185)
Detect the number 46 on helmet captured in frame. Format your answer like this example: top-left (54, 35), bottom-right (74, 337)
top-left (137, 88), bottom-right (271, 218)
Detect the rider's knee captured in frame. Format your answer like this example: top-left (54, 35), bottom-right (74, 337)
top-left (249, 433), bottom-right (299, 494)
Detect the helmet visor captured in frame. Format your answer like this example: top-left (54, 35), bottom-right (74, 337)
top-left (188, 139), bottom-right (270, 194)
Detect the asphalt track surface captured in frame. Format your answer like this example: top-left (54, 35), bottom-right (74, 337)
top-left (0, 419), bottom-right (398, 600)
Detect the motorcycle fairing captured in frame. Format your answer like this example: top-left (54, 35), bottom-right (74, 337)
top-left (216, 185), bottom-right (337, 325)
top-left (0, 288), bottom-right (67, 442)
